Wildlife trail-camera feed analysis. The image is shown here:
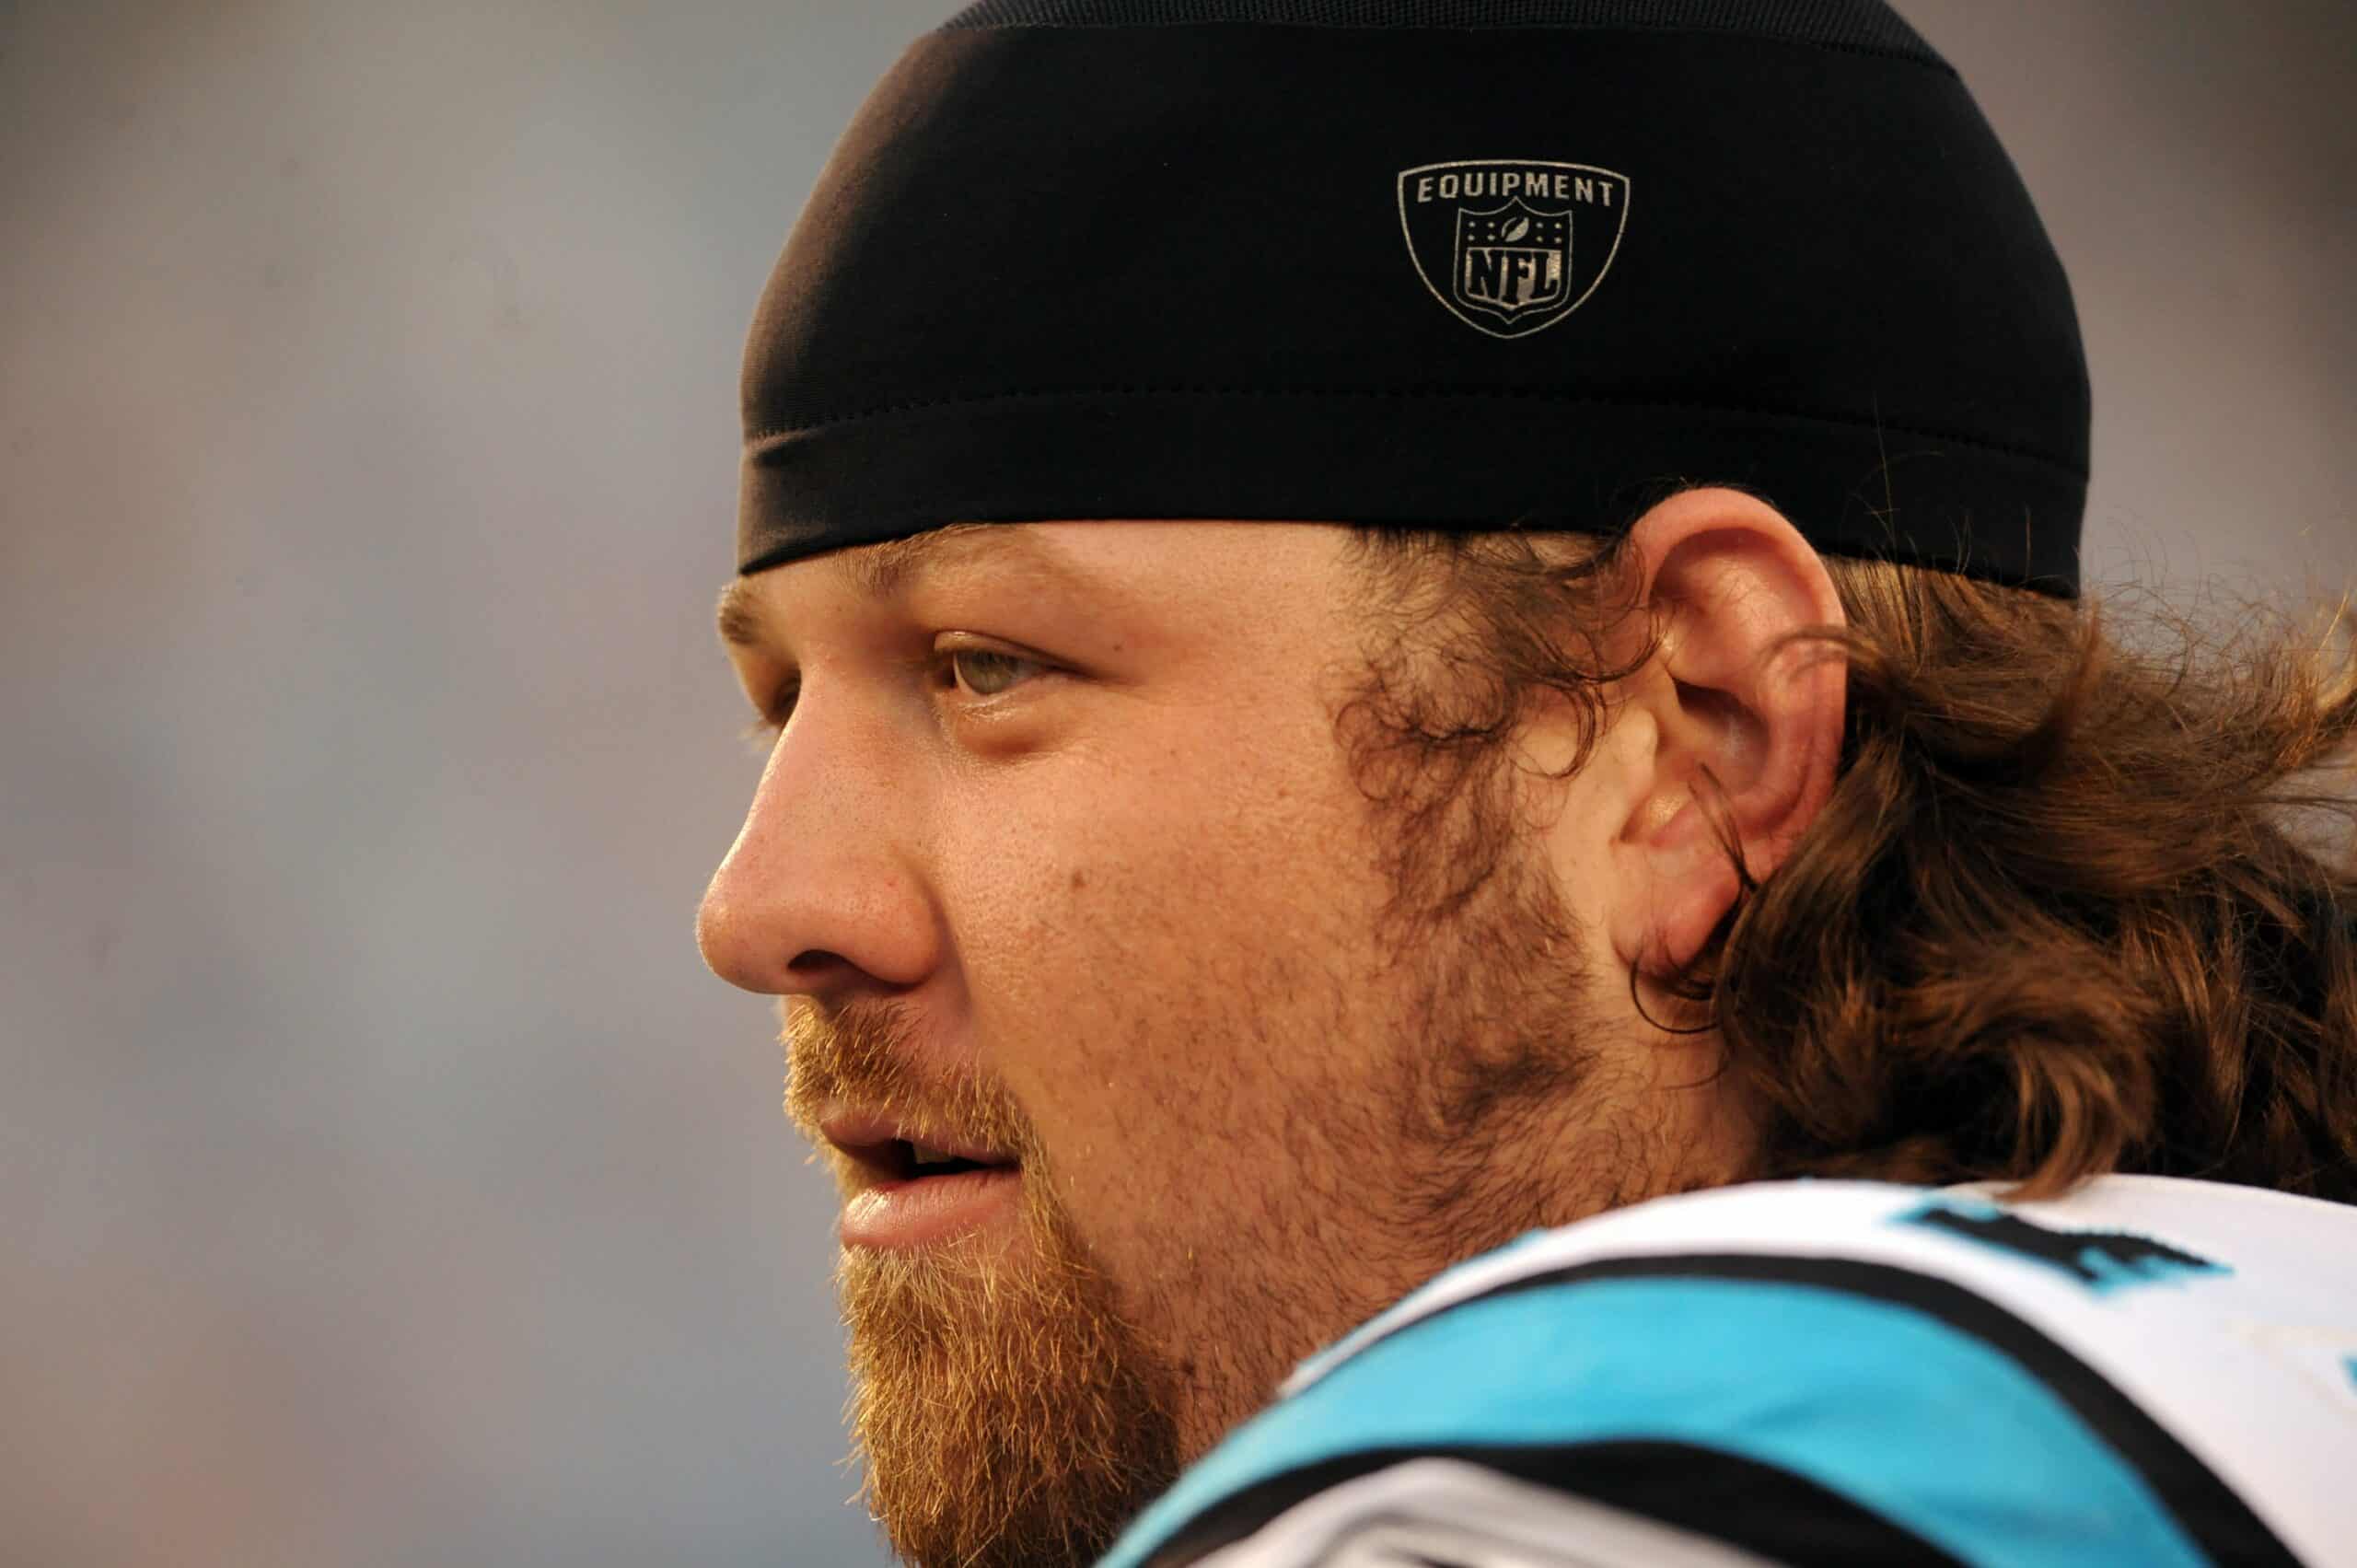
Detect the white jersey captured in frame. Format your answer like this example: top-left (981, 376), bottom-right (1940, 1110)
top-left (1097, 1177), bottom-right (2357, 1568)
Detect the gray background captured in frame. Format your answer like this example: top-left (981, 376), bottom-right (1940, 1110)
top-left (4, 2), bottom-right (2351, 1564)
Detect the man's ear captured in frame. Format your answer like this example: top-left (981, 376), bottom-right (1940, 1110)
top-left (1599, 487), bottom-right (1849, 981)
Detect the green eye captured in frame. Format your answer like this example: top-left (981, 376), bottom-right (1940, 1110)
top-left (944, 645), bottom-right (1046, 700)
top-left (736, 641), bottom-right (1053, 749)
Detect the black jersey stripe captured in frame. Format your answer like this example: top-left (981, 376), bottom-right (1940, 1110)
top-left (1406, 1253), bottom-right (2301, 1567)
top-left (1138, 1253), bottom-right (2308, 1566)
top-left (1143, 1438), bottom-right (1968, 1566)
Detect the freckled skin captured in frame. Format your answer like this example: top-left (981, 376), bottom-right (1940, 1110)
top-left (700, 501), bottom-right (1845, 1567)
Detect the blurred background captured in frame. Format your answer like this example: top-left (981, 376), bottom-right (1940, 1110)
top-left (3, 1), bottom-right (2351, 1563)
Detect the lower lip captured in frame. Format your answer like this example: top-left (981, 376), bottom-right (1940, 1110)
top-left (840, 1167), bottom-right (1021, 1249)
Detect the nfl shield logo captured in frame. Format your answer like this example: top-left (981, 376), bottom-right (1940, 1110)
top-left (1397, 159), bottom-right (1631, 339)
top-left (1457, 197), bottom-right (1571, 319)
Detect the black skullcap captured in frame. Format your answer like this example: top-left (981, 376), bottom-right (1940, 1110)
top-left (737, 0), bottom-right (2090, 596)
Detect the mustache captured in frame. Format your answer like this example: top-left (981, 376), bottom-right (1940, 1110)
top-left (781, 997), bottom-right (1039, 1161)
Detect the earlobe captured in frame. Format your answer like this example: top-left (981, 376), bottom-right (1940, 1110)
top-left (1604, 489), bottom-right (1849, 980)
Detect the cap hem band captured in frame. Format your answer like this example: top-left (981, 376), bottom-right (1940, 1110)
top-left (737, 389), bottom-right (2084, 597)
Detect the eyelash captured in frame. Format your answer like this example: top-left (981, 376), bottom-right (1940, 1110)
top-left (738, 643), bottom-right (1053, 749)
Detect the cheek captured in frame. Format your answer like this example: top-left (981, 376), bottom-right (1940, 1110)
top-left (938, 723), bottom-right (1386, 1228)
top-left (980, 854), bottom-right (1249, 1194)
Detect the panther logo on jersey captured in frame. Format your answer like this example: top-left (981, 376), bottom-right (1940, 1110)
top-left (1899, 1199), bottom-right (2229, 1294)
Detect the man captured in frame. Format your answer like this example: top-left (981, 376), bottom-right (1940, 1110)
top-left (698, 1), bottom-right (2357, 1563)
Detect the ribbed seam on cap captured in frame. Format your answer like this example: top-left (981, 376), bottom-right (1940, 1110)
top-left (939, 0), bottom-right (1947, 70)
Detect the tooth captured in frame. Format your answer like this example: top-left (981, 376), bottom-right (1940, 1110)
top-left (910, 1142), bottom-right (957, 1167)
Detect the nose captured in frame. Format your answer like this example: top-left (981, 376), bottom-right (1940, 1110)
top-left (696, 720), bottom-right (933, 997)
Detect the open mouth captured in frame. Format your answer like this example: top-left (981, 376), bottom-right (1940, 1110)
top-left (834, 1132), bottom-right (1019, 1186)
top-left (834, 1133), bottom-right (1024, 1249)
top-left (891, 1139), bottom-right (1007, 1179)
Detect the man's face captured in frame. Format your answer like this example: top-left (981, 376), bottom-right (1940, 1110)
top-left (699, 520), bottom-right (1673, 1568)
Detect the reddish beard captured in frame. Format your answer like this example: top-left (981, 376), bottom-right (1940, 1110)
top-left (785, 1005), bottom-right (1182, 1567)
top-left (837, 1174), bottom-right (1181, 1568)
top-left (781, 808), bottom-right (1638, 1567)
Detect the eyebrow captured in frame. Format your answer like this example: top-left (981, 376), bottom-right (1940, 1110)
top-left (715, 522), bottom-right (1087, 651)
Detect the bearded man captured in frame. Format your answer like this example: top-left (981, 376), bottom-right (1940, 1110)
top-left (696, 2), bottom-right (2357, 1564)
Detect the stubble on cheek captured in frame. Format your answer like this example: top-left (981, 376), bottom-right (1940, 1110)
top-left (839, 1167), bottom-right (1184, 1568)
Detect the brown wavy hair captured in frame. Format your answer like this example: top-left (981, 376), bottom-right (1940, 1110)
top-left (1332, 502), bottom-right (2357, 1203)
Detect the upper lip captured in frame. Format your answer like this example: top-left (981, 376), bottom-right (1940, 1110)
top-left (817, 1105), bottom-right (1019, 1184)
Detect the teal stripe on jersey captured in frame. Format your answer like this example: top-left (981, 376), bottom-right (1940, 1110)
top-left (1097, 1276), bottom-right (2211, 1568)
